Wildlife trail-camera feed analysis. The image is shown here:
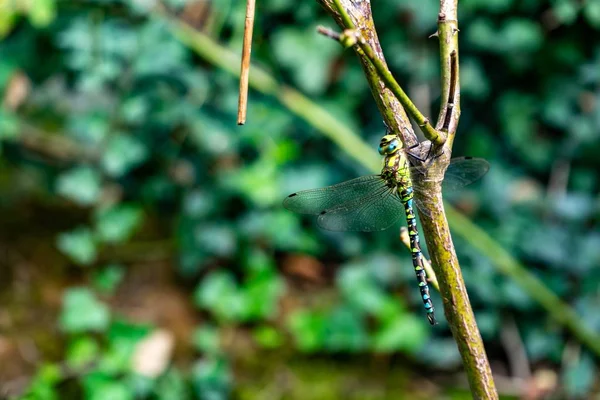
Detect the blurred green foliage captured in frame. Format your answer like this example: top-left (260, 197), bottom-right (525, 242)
top-left (1, 0), bottom-right (600, 398)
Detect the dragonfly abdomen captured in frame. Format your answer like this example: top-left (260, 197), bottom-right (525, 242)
top-left (399, 186), bottom-right (437, 325)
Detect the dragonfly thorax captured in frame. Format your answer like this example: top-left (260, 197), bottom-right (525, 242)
top-left (381, 150), bottom-right (411, 190)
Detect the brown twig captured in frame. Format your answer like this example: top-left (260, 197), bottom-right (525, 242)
top-left (315, 0), bottom-right (419, 149)
top-left (237, 0), bottom-right (255, 125)
top-left (317, 4), bottom-right (445, 146)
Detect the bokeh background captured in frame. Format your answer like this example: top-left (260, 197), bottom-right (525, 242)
top-left (1, 0), bottom-right (600, 399)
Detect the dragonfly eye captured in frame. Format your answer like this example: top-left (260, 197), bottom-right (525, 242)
top-left (378, 139), bottom-right (399, 155)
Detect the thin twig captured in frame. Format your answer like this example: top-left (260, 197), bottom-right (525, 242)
top-left (499, 315), bottom-right (532, 381)
top-left (327, 0), bottom-right (445, 146)
top-left (435, 5), bottom-right (461, 143)
top-left (316, 26), bottom-right (340, 41)
top-left (400, 227), bottom-right (439, 291)
top-left (237, 0), bottom-right (255, 125)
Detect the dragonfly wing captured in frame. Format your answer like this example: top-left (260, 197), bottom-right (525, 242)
top-left (283, 175), bottom-right (387, 215)
top-left (442, 157), bottom-right (490, 191)
top-left (412, 157), bottom-right (489, 217)
top-left (317, 186), bottom-right (404, 232)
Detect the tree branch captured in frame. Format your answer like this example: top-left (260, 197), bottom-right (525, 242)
top-left (319, 1), bottom-right (497, 398)
top-left (321, 0), bottom-right (445, 146)
top-left (435, 2), bottom-right (461, 146)
top-left (316, 0), bottom-right (419, 148)
top-left (416, 184), bottom-right (498, 399)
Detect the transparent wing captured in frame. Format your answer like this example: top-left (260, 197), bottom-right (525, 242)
top-left (317, 186), bottom-right (404, 232)
top-left (412, 157), bottom-right (489, 216)
top-left (283, 175), bottom-right (387, 215)
top-left (441, 157), bottom-right (490, 191)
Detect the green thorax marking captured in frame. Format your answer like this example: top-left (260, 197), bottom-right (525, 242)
top-left (378, 134), bottom-right (412, 190)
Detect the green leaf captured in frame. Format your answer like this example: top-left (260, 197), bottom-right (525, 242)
top-left (56, 166), bottom-right (102, 206)
top-left (242, 271), bottom-right (285, 320)
top-left (252, 325), bottom-right (284, 349)
top-left (286, 310), bottom-right (326, 352)
top-left (552, 0), bottom-right (579, 25)
top-left (194, 271), bottom-right (246, 321)
top-left (192, 224), bottom-right (237, 258)
top-left (59, 287), bottom-right (110, 333)
top-left (460, 58), bottom-right (490, 99)
top-left (101, 134), bottom-right (148, 177)
top-left (337, 265), bottom-right (392, 317)
top-left (501, 19), bottom-right (543, 53)
top-left (223, 158), bottom-right (281, 206)
top-left (67, 114), bottom-right (109, 146)
top-left (93, 264), bottom-right (125, 294)
top-left (28, 0), bottom-right (56, 27)
top-left (584, 0), bottom-right (600, 27)
top-left (83, 374), bottom-right (133, 400)
top-left (0, 110), bottom-right (19, 141)
top-left (56, 227), bottom-right (97, 265)
top-left (192, 325), bottom-right (221, 354)
top-left (21, 364), bottom-right (62, 400)
top-left (563, 352), bottom-right (596, 398)
top-left (372, 314), bottom-right (428, 353)
top-left (525, 328), bottom-right (563, 362)
top-left (271, 28), bottom-right (338, 95)
top-left (66, 336), bottom-right (100, 370)
top-left (155, 369), bottom-right (189, 400)
top-left (191, 357), bottom-right (232, 400)
top-left (418, 338), bottom-right (462, 368)
top-left (323, 306), bottom-right (368, 352)
top-left (95, 204), bottom-right (143, 243)
top-left (99, 322), bottom-right (151, 375)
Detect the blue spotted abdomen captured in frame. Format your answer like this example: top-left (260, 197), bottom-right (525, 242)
top-left (399, 186), bottom-right (437, 325)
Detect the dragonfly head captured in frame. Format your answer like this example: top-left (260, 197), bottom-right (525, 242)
top-left (378, 134), bottom-right (402, 155)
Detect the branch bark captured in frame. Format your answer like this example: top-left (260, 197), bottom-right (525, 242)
top-left (316, 0), bottom-right (419, 148)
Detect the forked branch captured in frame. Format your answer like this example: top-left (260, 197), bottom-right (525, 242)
top-left (325, 0), bottom-right (445, 146)
top-left (317, 0), bottom-right (498, 398)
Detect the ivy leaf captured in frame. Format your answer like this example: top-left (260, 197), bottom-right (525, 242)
top-left (101, 134), bottom-right (148, 178)
top-left (59, 288), bottom-right (110, 333)
top-left (271, 28), bottom-right (338, 95)
top-left (0, 110), bottom-right (19, 141)
top-left (95, 204), bottom-right (143, 243)
top-left (57, 227), bottom-right (97, 265)
top-left (194, 271), bottom-right (246, 322)
top-left (584, 0), bottom-right (600, 27)
top-left (286, 310), bottom-right (326, 353)
top-left (66, 337), bottom-right (100, 370)
top-left (82, 375), bottom-right (133, 400)
top-left (252, 325), bottom-right (284, 349)
top-left (93, 264), bottom-right (125, 294)
top-left (28, 0), bottom-right (56, 27)
top-left (192, 325), bottom-right (221, 355)
top-left (56, 166), bottom-right (102, 206)
top-left (372, 314), bottom-right (428, 353)
top-left (191, 357), bottom-right (232, 400)
top-left (323, 306), bottom-right (368, 352)
top-left (563, 352), bottom-right (596, 398)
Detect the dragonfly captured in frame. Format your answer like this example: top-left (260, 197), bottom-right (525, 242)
top-left (283, 133), bottom-right (489, 325)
